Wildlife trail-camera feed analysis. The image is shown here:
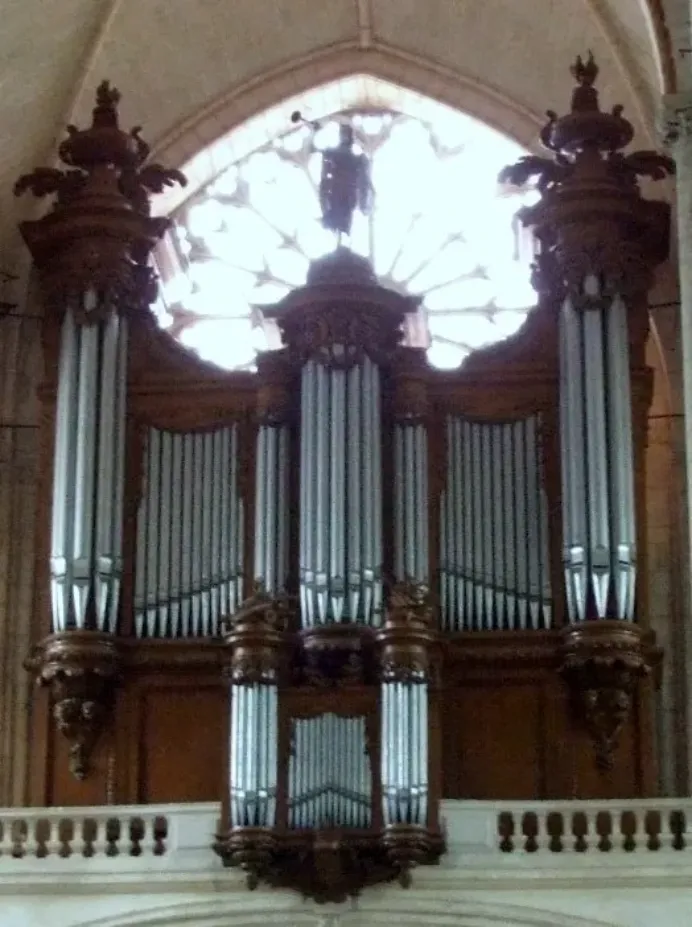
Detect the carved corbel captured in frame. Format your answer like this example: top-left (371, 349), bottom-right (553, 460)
top-left (560, 621), bottom-right (653, 771)
top-left (375, 581), bottom-right (438, 683)
top-left (221, 586), bottom-right (291, 684)
top-left (25, 631), bottom-right (121, 779)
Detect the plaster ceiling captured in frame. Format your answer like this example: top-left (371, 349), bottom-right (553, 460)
top-left (2, 0), bottom-right (682, 273)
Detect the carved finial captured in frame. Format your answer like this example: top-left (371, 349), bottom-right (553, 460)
top-left (93, 80), bottom-right (121, 127)
top-left (571, 51), bottom-right (598, 87)
top-left (570, 51), bottom-right (600, 113)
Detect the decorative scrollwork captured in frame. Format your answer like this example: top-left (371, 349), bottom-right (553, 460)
top-left (560, 621), bottom-right (653, 771)
top-left (214, 826), bottom-right (444, 904)
top-left (222, 586), bottom-right (292, 684)
top-left (498, 155), bottom-right (570, 194)
top-left (14, 80), bottom-right (186, 320)
top-left (501, 53), bottom-right (672, 305)
top-left (376, 582), bottom-right (437, 683)
top-left (24, 631), bottom-right (121, 780)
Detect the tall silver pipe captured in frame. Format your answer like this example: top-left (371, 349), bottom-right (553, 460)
top-left (393, 420), bottom-right (429, 588)
top-left (513, 419), bottom-right (527, 629)
top-left (50, 308), bottom-right (129, 634)
top-left (381, 681), bottom-right (428, 827)
top-left (371, 362), bottom-right (383, 620)
top-left (301, 362), bottom-right (316, 626)
top-left (315, 363), bottom-right (329, 623)
top-left (168, 433), bottom-right (183, 637)
top-left (209, 430), bottom-right (222, 630)
top-left (491, 424), bottom-right (506, 625)
top-left (361, 359), bottom-right (375, 623)
top-left (329, 364), bottom-right (346, 620)
top-left (298, 356), bottom-right (383, 628)
top-left (253, 421), bottom-right (290, 598)
top-left (157, 431), bottom-right (172, 636)
top-left (560, 297), bottom-right (589, 621)
top-left (71, 322), bottom-right (99, 628)
top-left (51, 309), bottom-right (79, 631)
top-left (229, 682), bottom-right (278, 828)
top-left (440, 414), bottom-right (552, 631)
top-left (583, 300), bottom-right (612, 616)
top-left (607, 294), bottom-right (636, 619)
top-left (135, 425), bottom-right (243, 637)
top-left (559, 280), bottom-right (637, 622)
top-left (347, 364), bottom-right (362, 620)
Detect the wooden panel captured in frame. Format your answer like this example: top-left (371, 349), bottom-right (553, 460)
top-left (442, 683), bottom-right (545, 799)
top-left (136, 684), bottom-right (225, 803)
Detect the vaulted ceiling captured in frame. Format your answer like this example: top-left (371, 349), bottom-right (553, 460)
top-left (3, 0), bottom-right (687, 271)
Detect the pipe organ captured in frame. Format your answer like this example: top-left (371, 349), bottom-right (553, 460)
top-left (51, 306), bottom-right (128, 635)
top-left (299, 354), bottom-right (383, 626)
top-left (559, 285), bottom-right (636, 622)
top-left (214, 251), bottom-right (443, 899)
top-left (134, 424), bottom-right (244, 638)
top-left (288, 714), bottom-right (372, 829)
top-left (17, 59), bottom-right (674, 899)
top-left (439, 414), bottom-right (552, 631)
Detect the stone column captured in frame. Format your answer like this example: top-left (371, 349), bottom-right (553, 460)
top-left (0, 266), bottom-right (41, 805)
top-left (664, 92), bottom-right (692, 792)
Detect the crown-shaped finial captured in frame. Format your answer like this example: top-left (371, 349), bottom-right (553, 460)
top-left (571, 51), bottom-right (598, 87)
top-left (92, 80), bottom-right (121, 128)
top-left (570, 51), bottom-right (600, 113)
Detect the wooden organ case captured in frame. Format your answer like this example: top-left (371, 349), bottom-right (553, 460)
top-left (18, 57), bottom-right (674, 899)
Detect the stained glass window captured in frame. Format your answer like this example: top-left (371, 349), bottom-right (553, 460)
top-left (155, 104), bottom-right (538, 371)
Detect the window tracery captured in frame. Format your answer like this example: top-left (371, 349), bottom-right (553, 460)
top-left (155, 104), bottom-right (538, 371)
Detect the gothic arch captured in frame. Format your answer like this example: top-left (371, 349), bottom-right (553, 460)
top-left (148, 45), bottom-right (545, 220)
top-left (69, 895), bottom-right (629, 927)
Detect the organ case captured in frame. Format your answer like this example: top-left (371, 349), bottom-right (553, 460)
top-left (19, 59), bottom-right (673, 847)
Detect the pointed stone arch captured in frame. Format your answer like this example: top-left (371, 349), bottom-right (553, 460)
top-left (69, 895), bottom-right (629, 927)
top-left (149, 44), bottom-right (545, 220)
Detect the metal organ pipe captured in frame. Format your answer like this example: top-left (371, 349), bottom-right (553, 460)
top-left (287, 713), bottom-right (371, 829)
top-left (134, 424), bottom-right (244, 637)
top-left (299, 354), bottom-right (383, 627)
top-left (439, 414), bottom-right (552, 631)
top-left (393, 421), bottom-right (429, 586)
top-left (607, 295), bottom-right (636, 619)
top-left (380, 678), bottom-right (428, 827)
top-left (559, 278), bottom-right (636, 621)
top-left (50, 305), bottom-right (128, 633)
top-left (229, 682), bottom-right (278, 828)
top-left (253, 422), bottom-right (290, 597)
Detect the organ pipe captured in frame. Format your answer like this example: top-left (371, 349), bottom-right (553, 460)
top-left (50, 303), bottom-right (128, 633)
top-left (440, 414), bottom-right (552, 631)
top-left (299, 354), bottom-right (383, 627)
top-left (559, 276), bottom-right (636, 622)
top-left (381, 680), bottom-right (428, 826)
top-left (134, 424), bottom-right (244, 637)
top-left (287, 713), bottom-right (371, 829)
top-left (230, 683), bottom-right (279, 828)
top-left (393, 422), bottom-right (429, 585)
top-left (376, 583), bottom-right (436, 833)
top-left (254, 423), bottom-right (290, 596)
top-left (217, 249), bottom-right (445, 895)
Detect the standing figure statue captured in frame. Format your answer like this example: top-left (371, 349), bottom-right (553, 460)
top-left (319, 123), bottom-right (373, 242)
top-left (292, 113), bottom-right (373, 246)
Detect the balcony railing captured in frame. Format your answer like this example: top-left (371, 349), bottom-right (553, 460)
top-left (0, 798), bottom-right (691, 874)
